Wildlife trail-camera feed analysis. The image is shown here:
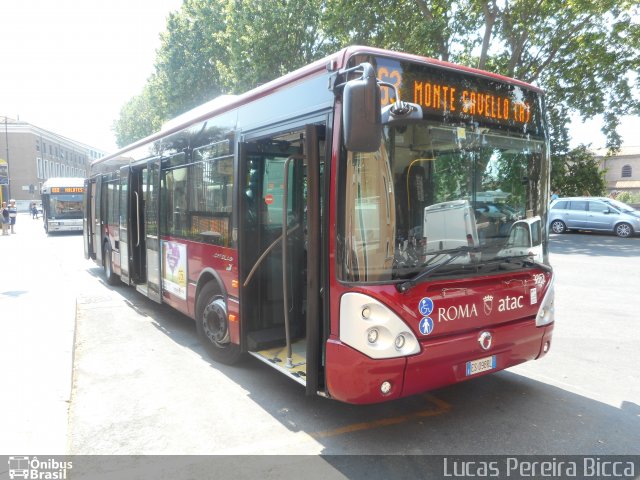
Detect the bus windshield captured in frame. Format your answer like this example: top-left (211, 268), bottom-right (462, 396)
top-left (47, 194), bottom-right (83, 219)
top-left (340, 122), bottom-right (548, 282)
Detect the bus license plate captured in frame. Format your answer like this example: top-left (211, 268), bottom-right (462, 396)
top-left (466, 356), bottom-right (496, 376)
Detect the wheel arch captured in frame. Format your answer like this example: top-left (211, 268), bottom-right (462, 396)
top-left (195, 268), bottom-right (228, 305)
top-left (194, 268), bottom-right (243, 364)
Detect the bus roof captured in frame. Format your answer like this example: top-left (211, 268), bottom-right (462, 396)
top-left (341, 45), bottom-right (544, 93)
top-left (93, 45), bottom-right (544, 169)
top-left (41, 177), bottom-right (85, 188)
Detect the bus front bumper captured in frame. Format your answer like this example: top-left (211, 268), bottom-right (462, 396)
top-left (325, 319), bottom-right (553, 404)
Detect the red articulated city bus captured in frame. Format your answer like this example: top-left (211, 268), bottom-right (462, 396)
top-left (84, 46), bottom-right (554, 404)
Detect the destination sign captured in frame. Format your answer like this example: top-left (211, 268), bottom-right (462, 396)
top-left (412, 79), bottom-right (531, 125)
top-left (51, 187), bottom-right (84, 193)
top-left (349, 54), bottom-right (544, 134)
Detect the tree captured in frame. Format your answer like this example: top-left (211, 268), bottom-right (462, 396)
top-left (551, 145), bottom-right (607, 197)
top-left (112, 75), bottom-right (166, 148)
top-left (113, 0), bottom-right (639, 153)
top-left (113, 0), bottom-right (329, 146)
top-left (216, 0), bottom-right (329, 93)
top-left (154, 0), bottom-right (229, 119)
top-left (112, 0), bottom-right (228, 147)
top-left (323, 0), bottom-right (640, 152)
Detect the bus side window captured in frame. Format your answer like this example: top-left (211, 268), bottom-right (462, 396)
top-left (189, 155), bottom-right (234, 246)
top-left (161, 167), bottom-right (189, 237)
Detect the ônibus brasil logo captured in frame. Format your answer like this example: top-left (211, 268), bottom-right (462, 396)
top-left (8, 456), bottom-right (73, 480)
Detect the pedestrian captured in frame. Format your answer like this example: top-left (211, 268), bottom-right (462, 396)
top-left (8, 199), bottom-right (17, 234)
top-left (31, 202), bottom-right (38, 219)
top-left (1, 202), bottom-right (9, 235)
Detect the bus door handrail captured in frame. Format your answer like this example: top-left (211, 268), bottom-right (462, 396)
top-left (134, 191), bottom-right (141, 247)
top-left (282, 154), bottom-right (304, 369)
top-left (243, 223), bottom-right (301, 288)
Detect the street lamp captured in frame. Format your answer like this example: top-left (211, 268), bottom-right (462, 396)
top-left (1, 115), bottom-right (11, 200)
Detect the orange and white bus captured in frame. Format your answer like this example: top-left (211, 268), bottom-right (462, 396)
top-left (84, 46), bottom-right (554, 404)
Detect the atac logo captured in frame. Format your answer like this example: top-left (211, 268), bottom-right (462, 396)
top-left (483, 295), bottom-right (494, 315)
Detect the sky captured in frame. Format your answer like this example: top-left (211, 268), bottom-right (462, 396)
top-left (0, 0), bottom-right (638, 154)
top-left (0, 0), bottom-right (183, 153)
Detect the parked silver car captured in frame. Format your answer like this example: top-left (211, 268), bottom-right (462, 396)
top-left (548, 196), bottom-right (640, 237)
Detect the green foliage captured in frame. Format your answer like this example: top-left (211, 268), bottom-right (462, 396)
top-left (551, 145), bottom-right (607, 197)
top-left (155, 0), bottom-right (228, 119)
top-left (113, 0), bottom-right (228, 147)
top-left (217, 0), bottom-right (329, 93)
top-left (112, 0), bottom-right (639, 155)
top-left (324, 0), bottom-right (639, 153)
top-left (112, 76), bottom-right (166, 148)
top-left (615, 191), bottom-right (640, 205)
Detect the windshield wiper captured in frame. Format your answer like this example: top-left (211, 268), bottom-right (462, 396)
top-left (396, 246), bottom-right (480, 293)
top-left (495, 254), bottom-right (553, 273)
top-left (522, 258), bottom-right (553, 273)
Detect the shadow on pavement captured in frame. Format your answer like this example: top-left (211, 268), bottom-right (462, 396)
top-left (549, 232), bottom-right (640, 257)
top-left (71, 279), bottom-right (640, 457)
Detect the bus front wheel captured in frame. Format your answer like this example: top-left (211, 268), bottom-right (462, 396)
top-left (195, 282), bottom-right (242, 365)
top-left (103, 242), bottom-right (118, 285)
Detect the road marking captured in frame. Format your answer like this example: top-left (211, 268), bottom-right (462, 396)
top-left (310, 394), bottom-right (451, 439)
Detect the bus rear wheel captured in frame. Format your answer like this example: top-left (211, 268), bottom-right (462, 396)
top-left (196, 282), bottom-right (242, 364)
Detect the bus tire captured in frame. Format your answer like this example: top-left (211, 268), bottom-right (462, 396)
top-left (196, 282), bottom-right (242, 365)
top-left (103, 241), bottom-right (118, 285)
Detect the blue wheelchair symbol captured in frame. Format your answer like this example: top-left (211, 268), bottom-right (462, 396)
top-left (418, 297), bottom-right (434, 316)
top-left (419, 317), bottom-right (434, 335)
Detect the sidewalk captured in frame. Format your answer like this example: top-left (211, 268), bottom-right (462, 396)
top-left (0, 213), bottom-right (87, 454)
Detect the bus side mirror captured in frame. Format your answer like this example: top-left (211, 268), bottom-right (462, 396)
top-left (343, 63), bottom-right (382, 153)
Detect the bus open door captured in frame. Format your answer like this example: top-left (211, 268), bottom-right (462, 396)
top-left (237, 124), bottom-right (323, 396)
top-left (83, 178), bottom-right (95, 260)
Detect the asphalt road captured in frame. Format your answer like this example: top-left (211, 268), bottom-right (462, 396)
top-left (1, 220), bottom-right (639, 468)
top-left (69, 230), bottom-right (640, 457)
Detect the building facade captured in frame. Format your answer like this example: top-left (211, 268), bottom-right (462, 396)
top-left (0, 117), bottom-right (107, 209)
top-left (597, 146), bottom-right (640, 195)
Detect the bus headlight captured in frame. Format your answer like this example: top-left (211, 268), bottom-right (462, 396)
top-left (340, 293), bottom-right (420, 359)
top-left (367, 328), bottom-right (379, 344)
top-left (535, 276), bottom-right (555, 326)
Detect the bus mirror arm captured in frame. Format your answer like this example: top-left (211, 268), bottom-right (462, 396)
top-left (379, 81), bottom-right (423, 125)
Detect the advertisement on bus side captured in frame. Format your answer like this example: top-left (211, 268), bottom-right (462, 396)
top-left (162, 240), bottom-right (187, 300)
